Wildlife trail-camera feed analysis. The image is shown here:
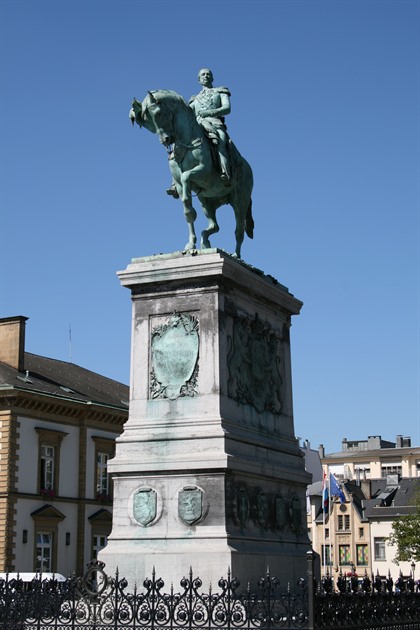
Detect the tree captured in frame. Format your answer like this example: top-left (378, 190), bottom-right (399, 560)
top-left (388, 488), bottom-right (420, 563)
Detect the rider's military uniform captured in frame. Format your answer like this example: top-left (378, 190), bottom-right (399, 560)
top-left (189, 86), bottom-right (231, 132)
top-left (189, 87), bottom-right (231, 181)
top-left (166, 86), bottom-right (232, 198)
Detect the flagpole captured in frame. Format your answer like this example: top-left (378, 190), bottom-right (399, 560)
top-left (322, 468), bottom-right (327, 577)
top-left (322, 482), bottom-right (326, 578)
top-left (328, 470), bottom-right (333, 577)
top-left (328, 471), bottom-right (345, 578)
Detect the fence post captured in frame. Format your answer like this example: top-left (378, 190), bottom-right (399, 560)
top-left (307, 550), bottom-right (315, 630)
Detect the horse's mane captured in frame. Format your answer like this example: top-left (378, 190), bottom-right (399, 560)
top-left (151, 89), bottom-right (189, 107)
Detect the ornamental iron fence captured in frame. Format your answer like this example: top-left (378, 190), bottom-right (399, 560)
top-left (0, 554), bottom-right (419, 630)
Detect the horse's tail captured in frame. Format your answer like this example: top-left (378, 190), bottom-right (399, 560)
top-left (245, 199), bottom-right (254, 239)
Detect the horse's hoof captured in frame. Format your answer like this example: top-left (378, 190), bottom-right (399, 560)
top-left (182, 248), bottom-right (197, 256)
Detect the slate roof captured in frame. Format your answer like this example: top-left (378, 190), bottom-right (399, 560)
top-left (343, 480), bottom-right (367, 521)
top-left (310, 480), bottom-right (364, 523)
top-left (0, 352), bottom-right (129, 410)
top-left (363, 477), bottom-right (419, 519)
top-left (311, 477), bottom-right (420, 524)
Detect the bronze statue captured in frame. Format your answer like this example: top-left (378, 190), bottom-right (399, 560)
top-left (130, 71), bottom-right (254, 258)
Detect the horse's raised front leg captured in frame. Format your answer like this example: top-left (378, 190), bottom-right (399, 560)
top-left (200, 199), bottom-right (219, 250)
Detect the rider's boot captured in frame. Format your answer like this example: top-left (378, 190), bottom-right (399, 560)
top-left (166, 183), bottom-right (180, 199)
top-left (219, 153), bottom-right (230, 185)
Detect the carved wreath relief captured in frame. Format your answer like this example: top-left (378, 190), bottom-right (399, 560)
top-left (256, 491), bottom-right (269, 528)
top-left (232, 484), bottom-right (303, 535)
top-left (227, 314), bottom-right (284, 413)
top-left (150, 312), bottom-right (199, 400)
top-left (236, 487), bottom-right (250, 528)
top-left (275, 494), bottom-right (287, 530)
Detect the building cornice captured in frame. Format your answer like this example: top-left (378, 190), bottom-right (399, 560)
top-left (0, 387), bottom-right (128, 428)
top-left (321, 447), bottom-right (420, 463)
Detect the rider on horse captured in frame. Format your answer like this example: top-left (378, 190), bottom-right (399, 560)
top-left (167, 68), bottom-right (232, 198)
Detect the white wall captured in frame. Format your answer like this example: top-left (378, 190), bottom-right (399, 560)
top-left (370, 520), bottom-right (416, 582)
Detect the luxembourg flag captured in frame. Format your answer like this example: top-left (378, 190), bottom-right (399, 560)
top-left (322, 471), bottom-right (329, 513)
top-left (329, 472), bottom-right (346, 503)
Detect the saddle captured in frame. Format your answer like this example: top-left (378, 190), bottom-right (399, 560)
top-left (205, 130), bottom-right (219, 145)
top-left (202, 128), bottom-right (235, 180)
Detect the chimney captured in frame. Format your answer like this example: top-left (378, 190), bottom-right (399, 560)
top-left (0, 316), bottom-right (28, 371)
top-left (361, 479), bottom-right (372, 499)
top-left (318, 444), bottom-right (325, 458)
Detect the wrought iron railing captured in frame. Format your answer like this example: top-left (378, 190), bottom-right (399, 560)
top-left (0, 560), bottom-right (308, 630)
top-left (0, 557), bottom-right (420, 629)
top-left (315, 568), bottom-right (420, 629)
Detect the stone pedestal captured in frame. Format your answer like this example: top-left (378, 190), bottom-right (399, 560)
top-left (100, 250), bottom-right (310, 589)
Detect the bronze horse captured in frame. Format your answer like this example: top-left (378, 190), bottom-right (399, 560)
top-left (130, 90), bottom-right (254, 258)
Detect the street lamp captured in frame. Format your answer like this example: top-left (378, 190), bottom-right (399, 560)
top-left (411, 560), bottom-right (415, 579)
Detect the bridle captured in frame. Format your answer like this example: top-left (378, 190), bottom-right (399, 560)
top-left (144, 93), bottom-right (203, 159)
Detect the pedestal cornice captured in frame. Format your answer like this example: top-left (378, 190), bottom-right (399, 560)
top-left (117, 249), bottom-right (303, 316)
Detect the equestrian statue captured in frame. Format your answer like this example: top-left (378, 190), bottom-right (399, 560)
top-left (129, 69), bottom-right (254, 259)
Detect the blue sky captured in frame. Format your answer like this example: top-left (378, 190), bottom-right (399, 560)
top-left (1, 0), bottom-right (419, 453)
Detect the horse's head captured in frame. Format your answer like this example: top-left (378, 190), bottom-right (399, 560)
top-left (130, 91), bottom-right (175, 146)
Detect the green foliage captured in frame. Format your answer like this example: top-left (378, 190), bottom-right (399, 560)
top-left (388, 488), bottom-right (420, 563)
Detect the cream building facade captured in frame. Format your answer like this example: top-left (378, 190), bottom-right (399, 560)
top-left (307, 435), bottom-right (420, 583)
top-left (0, 316), bottom-right (129, 575)
top-left (320, 435), bottom-right (420, 481)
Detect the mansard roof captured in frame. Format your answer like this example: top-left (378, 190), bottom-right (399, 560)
top-left (0, 352), bottom-right (129, 411)
top-left (310, 477), bottom-right (420, 525)
top-left (363, 477), bottom-right (419, 519)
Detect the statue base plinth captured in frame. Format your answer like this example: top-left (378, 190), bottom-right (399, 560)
top-left (100, 250), bottom-right (310, 589)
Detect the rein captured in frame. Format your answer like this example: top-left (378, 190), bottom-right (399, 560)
top-left (167, 137), bottom-right (202, 165)
top-left (176, 138), bottom-right (202, 150)
top-left (165, 138), bottom-right (202, 155)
